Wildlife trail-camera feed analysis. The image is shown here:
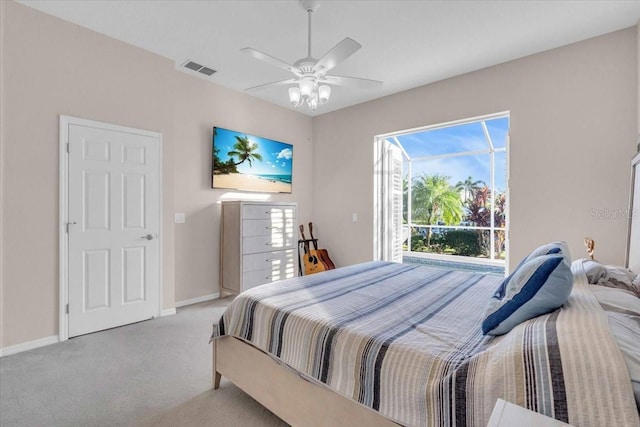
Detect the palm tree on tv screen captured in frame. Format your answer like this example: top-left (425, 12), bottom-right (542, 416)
top-left (227, 135), bottom-right (263, 167)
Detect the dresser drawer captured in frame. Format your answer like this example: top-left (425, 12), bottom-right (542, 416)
top-left (242, 218), bottom-right (295, 238)
top-left (243, 234), bottom-right (295, 254)
top-left (242, 204), bottom-right (296, 221)
top-left (243, 249), bottom-right (295, 273)
top-left (242, 263), bottom-right (296, 290)
top-left (221, 201), bottom-right (298, 295)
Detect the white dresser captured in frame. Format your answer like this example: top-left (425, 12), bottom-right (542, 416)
top-left (220, 201), bottom-right (297, 295)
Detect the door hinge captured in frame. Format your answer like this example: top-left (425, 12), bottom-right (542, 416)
top-left (66, 303), bottom-right (69, 314)
top-left (66, 221), bottom-right (77, 233)
top-left (66, 142), bottom-right (69, 153)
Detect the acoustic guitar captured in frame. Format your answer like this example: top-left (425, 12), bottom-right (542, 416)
top-left (299, 225), bottom-right (327, 275)
top-left (308, 222), bottom-right (335, 270)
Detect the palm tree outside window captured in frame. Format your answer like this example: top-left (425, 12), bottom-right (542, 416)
top-left (384, 113), bottom-right (509, 263)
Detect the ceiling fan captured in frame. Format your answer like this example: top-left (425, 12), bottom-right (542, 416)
top-left (241, 0), bottom-right (383, 111)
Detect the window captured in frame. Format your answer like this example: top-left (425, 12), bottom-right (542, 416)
top-left (374, 113), bottom-right (509, 267)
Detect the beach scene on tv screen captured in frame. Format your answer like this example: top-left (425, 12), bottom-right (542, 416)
top-left (212, 127), bottom-right (292, 193)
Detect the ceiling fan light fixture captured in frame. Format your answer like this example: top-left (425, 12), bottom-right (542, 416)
top-left (289, 81), bottom-right (326, 110)
top-left (308, 93), bottom-right (318, 111)
top-left (318, 84), bottom-right (331, 104)
top-left (242, 0), bottom-right (382, 112)
top-left (299, 77), bottom-right (315, 97)
top-left (288, 86), bottom-right (302, 106)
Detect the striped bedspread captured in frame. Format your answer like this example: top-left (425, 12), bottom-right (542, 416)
top-left (211, 261), bottom-right (640, 427)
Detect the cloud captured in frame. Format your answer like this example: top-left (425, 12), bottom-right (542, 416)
top-left (277, 148), bottom-right (292, 160)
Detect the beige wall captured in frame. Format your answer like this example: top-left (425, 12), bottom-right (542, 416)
top-left (171, 74), bottom-right (312, 304)
top-left (0, 2), bottom-right (312, 348)
top-left (312, 28), bottom-right (638, 271)
top-left (1, 1), bottom-right (638, 350)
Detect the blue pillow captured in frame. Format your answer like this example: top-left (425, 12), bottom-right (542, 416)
top-left (492, 241), bottom-right (570, 300)
top-left (501, 241), bottom-right (569, 284)
top-left (482, 251), bottom-right (573, 336)
top-left (524, 241), bottom-right (570, 260)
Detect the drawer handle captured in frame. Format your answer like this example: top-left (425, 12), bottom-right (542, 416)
top-left (265, 259), bottom-right (272, 262)
top-left (265, 226), bottom-right (274, 229)
top-left (265, 242), bottom-right (274, 246)
top-left (266, 276), bottom-right (272, 280)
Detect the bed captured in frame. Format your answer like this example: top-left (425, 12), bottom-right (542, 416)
top-left (211, 257), bottom-right (640, 426)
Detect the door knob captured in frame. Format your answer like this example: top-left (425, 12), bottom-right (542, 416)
top-left (141, 234), bottom-right (154, 240)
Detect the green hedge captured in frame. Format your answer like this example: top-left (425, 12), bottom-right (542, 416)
top-left (409, 229), bottom-right (486, 257)
top-left (440, 230), bottom-right (483, 256)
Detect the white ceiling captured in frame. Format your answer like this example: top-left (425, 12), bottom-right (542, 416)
top-left (18, 0), bottom-right (640, 117)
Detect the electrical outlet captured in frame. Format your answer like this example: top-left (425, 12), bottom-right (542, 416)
top-left (175, 213), bottom-right (186, 223)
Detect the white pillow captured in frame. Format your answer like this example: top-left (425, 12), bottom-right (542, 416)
top-left (590, 284), bottom-right (640, 316)
top-left (606, 312), bottom-right (640, 410)
top-left (594, 265), bottom-right (640, 298)
top-left (583, 259), bottom-right (607, 284)
top-left (591, 284), bottom-right (640, 408)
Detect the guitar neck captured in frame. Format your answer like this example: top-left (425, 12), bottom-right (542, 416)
top-left (308, 222), bottom-right (319, 250)
top-left (299, 225), bottom-right (309, 252)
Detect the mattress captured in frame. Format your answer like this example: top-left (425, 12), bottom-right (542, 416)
top-left (212, 261), bottom-right (640, 426)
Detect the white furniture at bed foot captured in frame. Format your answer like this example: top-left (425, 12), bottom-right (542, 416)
top-left (487, 399), bottom-right (574, 427)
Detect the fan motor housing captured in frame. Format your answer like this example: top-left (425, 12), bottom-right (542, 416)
top-left (293, 58), bottom-right (317, 74)
top-left (299, 0), bottom-right (320, 12)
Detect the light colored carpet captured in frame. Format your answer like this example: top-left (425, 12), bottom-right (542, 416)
top-left (0, 298), bottom-right (288, 427)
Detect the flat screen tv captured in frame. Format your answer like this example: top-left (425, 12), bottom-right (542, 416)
top-left (212, 127), bottom-right (293, 193)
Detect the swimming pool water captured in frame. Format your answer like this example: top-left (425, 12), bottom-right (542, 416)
top-left (403, 256), bottom-right (505, 276)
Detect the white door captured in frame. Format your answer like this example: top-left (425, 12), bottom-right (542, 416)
top-left (66, 119), bottom-right (161, 337)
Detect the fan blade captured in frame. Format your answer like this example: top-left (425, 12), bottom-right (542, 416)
top-left (245, 78), bottom-right (298, 92)
top-left (314, 38), bottom-right (361, 72)
top-left (241, 47), bottom-right (299, 75)
top-left (321, 75), bottom-right (383, 90)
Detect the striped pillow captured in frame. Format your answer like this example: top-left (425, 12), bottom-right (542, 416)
top-left (519, 240), bottom-right (570, 265)
top-left (482, 245), bottom-right (573, 336)
top-left (497, 241), bottom-right (570, 296)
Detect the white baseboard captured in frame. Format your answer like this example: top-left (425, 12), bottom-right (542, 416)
top-left (0, 335), bottom-right (59, 357)
top-left (160, 308), bottom-right (177, 317)
top-left (176, 292), bottom-right (220, 308)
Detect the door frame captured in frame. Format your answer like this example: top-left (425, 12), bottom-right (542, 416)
top-left (58, 115), bottom-right (163, 342)
top-left (626, 152), bottom-right (640, 271)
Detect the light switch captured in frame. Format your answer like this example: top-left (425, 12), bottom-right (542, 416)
top-left (352, 213), bottom-right (358, 222)
top-left (175, 213), bottom-right (186, 223)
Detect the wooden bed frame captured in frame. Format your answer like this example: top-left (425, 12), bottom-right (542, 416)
top-left (212, 336), bottom-right (399, 426)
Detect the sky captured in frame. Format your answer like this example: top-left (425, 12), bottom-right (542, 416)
top-left (214, 127), bottom-right (293, 176)
top-left (394, 116), bottom-right (508, 192)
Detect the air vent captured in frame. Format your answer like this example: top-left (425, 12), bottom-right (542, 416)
top-left (199, 67), bottom-right (216, 76)
top-left (181, 60), bottom-right (217, 76)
